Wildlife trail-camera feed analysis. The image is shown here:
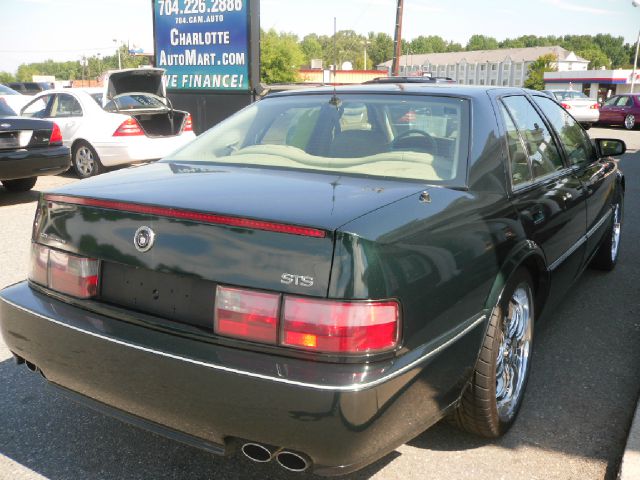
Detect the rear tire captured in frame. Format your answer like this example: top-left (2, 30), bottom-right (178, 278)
top-left (1, 177), bottom-right (37, 192)
top-left (72, 141), bottom-right (102, 178)
top-left (590, 201), bottom-right (622, 271)
top-left (624, 114), bottom-right (636, 130)
top-left (450, 270), bottom-right (535, 437)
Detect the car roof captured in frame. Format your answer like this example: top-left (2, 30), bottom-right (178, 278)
top-left (266, 83), bottom-right (534, 99)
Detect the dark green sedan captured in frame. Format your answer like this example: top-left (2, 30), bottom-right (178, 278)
top-left (0, 84), bottom-right (625, 475)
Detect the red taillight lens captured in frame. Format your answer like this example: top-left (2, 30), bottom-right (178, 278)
top-left (591, 103), bottom-right (600, 109)
top-left (28, 243), bottom-right (99, 299)
top-left (49, 123), bottom-right (63, 145)
top-left (214, 286), bottom-right (279, 344)
top-left (183, 114), bottom-right (193, 132)
top-left (282, 297), bottom-right (399, 354)
top-left (113, 117), bottom-right (145, 136)
top-left (561, 103), bottom-right (571, 110)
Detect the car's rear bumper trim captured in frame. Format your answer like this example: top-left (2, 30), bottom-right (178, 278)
top-left (1, 287), bottom-right (486, 392)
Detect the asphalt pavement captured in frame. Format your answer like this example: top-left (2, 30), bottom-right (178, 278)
top-left (0, 129), bottom-right (639, 480)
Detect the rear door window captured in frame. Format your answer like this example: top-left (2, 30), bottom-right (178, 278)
top-left (501, 95), bottom-right (565, 180)
top-left (532, 95), bottom-right (596, 166)
top-left (50, 94), bottom-right (83, 118)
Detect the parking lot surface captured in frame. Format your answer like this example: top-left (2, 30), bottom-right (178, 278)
top-left (0, 128), bottom-right (638, 480)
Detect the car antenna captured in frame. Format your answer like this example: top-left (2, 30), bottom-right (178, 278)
top-left (329, 17), bottom-right (341, 109)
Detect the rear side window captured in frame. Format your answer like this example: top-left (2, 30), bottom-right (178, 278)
top-left (501, 95), bottom-right (564, 179)
top-left (533, 95), bottom-right (595, 166)
top-left (50, 94), bottom-right (82, 118)
top-left (498, 103), bottom-right (532, 186)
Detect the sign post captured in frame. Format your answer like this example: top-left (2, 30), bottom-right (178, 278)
top-left (152, 0), bottom-right (260, 133)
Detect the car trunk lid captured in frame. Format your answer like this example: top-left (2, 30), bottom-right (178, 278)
top-left (35, 162), bottom-right (425, 307)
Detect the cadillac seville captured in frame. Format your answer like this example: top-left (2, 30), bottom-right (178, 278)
top-left (0, 84), bottom-right (625, 475)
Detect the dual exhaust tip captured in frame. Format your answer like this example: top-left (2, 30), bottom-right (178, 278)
top-left (241, 442), bottom-right (310, 472)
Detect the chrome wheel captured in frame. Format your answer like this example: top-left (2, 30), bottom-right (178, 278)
top-left (75, 145), bottom-right (96, 177)
top-left (496, 283), bottom-right (533, 422)
top-left (610, 203), bottom-right (621, 263)
top-left (624, 114), bottom-right (635, 130)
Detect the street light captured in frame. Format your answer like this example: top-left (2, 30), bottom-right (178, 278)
top-left (113, 39), bottom-right (122, 70)
top-left (631, 1), bottom-right (640, 93)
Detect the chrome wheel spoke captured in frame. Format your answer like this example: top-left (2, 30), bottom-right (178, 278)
top-left (611, 204), bottom-right (621, 262)
top-left (496, 282), bottom-right (533, 422)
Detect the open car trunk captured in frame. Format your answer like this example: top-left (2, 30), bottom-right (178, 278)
top-left (131, 110), bottom-right (187, 138)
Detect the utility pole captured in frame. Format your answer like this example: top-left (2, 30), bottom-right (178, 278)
top-left (391, 0), bottom-right (404, 76)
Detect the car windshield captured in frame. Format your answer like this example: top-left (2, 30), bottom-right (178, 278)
top-left (0, 85), bottom-right (20, 95)
top-left (169, 93), bottom-right (469, 183)
top-left (553, 91), bottom-right (588, 100)
top-left (104, 93), bottom-right (166, 112)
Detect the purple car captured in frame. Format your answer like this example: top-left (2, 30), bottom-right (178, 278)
top-left (598, 94), bottom-right (640, 130)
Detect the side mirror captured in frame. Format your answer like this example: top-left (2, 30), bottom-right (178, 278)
top-left (596, 138), bottom-right (626, 158)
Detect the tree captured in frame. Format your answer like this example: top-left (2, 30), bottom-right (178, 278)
top-left (321, 30), bottom-right (367, 69)
top-left (524, 53), bottom-right (558, 90)
top-left (0, 71), bottom-right (15, 83)
top-left (466, 35), bottom-right (499, 51)
top-left (367, 32), bottom-right (394, 68)
top-left (577, 47), bottom-right (611, 70)
top-left (410, 35), bottom-right (448, 54)
top-left (300, 34), bottom-right (323, 65)
top-left (260, 29), bottom-right (305, 83)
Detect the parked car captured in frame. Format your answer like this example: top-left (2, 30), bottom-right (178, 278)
top-left (598, 94), bottom-right (640, 130)
top-left (0, 84), bottom-right (31, 115)
top-left (6, 81), bottom-right (54, 96)
top-left (19, 68), bottom-right (196, 178)
top-left (545, 89), bottom-right (600, 129)
top-left (0, 99), bottom-right (70, 192)
top-left (0, 85), bottom-right (625, 475)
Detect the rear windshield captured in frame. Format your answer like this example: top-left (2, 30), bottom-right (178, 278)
top-left (169, 93), bottom-right (469, 183)
top-left (553, 91), bottom-right (588, 100)
top-left (104, 94), bottom-right (166, 112)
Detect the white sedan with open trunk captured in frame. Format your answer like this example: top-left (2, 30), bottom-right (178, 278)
top-left (19, 68), bottom-right (196, 178)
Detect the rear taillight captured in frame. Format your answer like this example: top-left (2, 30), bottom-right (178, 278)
top-left (561, 103), bottom-right (571, 110)
top-left (113, 117), bottom-right (145, 136)
top-left (282, 298), bottom-right (399, 353)
top-left (29, 243), bottom-right (99, 299)
top-left (213, 285), bottom-right (400, 354)
top-left (49, 123), bottom-right (63, 145)
top-left (183, 114), bottom-right (193, 132)
top-left (591, 103), bottom-right (600, 109)
top-left (214, 286), bottom-right (279, 344)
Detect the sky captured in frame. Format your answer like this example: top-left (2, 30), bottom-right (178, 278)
top-left (1, 0), bottom-right (639, 73)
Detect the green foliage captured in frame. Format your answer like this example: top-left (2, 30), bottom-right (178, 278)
top-left (321, 30), bottom-right (368, 70)
top-left (0, 71), bottom-right (16, 83)
top-left (260, 29), bottom-right (305, 83)
top-left (577, 47), bottom-right (611, 69)
top-left (367, 32), bottom-right (394, 69)
top-left (524, 54), bottom-right (558, 90)
top-left (301, 34), bottom-right (323, 64)
top-left (466, 35), bottom-right (499, 51)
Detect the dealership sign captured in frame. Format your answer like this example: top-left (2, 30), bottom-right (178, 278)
top-left (153, 0), bottom-right (250, 91)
